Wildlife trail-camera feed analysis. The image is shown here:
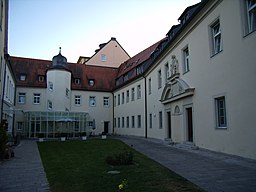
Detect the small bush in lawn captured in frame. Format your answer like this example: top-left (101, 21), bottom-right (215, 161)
top-left (106, 148), bottom-right (134, 166)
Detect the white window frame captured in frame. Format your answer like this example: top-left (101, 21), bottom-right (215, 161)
top-left (183, 46), bottom-right (190, 73)
top-left (158, 69), bottom-right (162, 89)
top-left (33, 93), bottom-right (40, 104)
top-left (126, 116), bottom-right (129, 128)
top-left (149, 113), bottom-right (152, 128)
top-left (131, 88), bottom-right (135, 101)
top-left (137, 115), bottom-right (141, 128)
top-left (159, 111), bottom-right (163, 129)
top-left (48, 100), bottom-right (53, 110)
top-left (75, 78), bottom-right (81, 85)
top-left (165, 63), bottom-right (169, 82)
top-left (211, 20), bottom-right (222, 55)
top-left (126, 90), bottom-right (129, 103)
top-left (20, 74), bottom-right (26, 81)
top-left (148, 78), bottom-right (152, 95)
top-left (18, 92), bottom-right (26, 104)
top-left (137, 85), bottom-right (141, 99)
top-left (49, 82), bottom-right (53, 91)
top-left (103, 97), bottom-right (109, 107)
top-left (75, 95), bottom-right (81, 105)
top-left (247, 0), bottom-right (256, 33)
top-left (101, 54), bottom-right (107, 62)
top-left (89, 96), bottom-right (96, 107)
top-left (122, 117), bottom-right (125, 128)
top-left (122, 92), bottom-right (124, 104)
top-left (131, 116), bottom-right (135, 128)
top-left (215, 96), bottom-right (227, 128)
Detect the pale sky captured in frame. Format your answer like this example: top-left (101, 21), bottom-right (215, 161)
top-left (8, 0), bottom-right (200, 63)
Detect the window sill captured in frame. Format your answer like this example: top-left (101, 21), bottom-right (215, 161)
top-left (210, 50), bottom-right (223, 58)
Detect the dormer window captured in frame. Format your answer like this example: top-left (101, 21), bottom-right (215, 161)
top-left (20, 74), bottom-right (27, 81)
top-left (89, 79), bottom-right (95, 86)
top-left (38, 75), bottom-right (45, 82)
top-left (75, 78), bottom-right (81, 85)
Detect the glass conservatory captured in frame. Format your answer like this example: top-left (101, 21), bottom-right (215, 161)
top-left (23, 111), bottom-right (88, 138)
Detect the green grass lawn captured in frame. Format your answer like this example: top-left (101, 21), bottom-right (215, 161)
top-left (38, 139), bottom-right (204, 192)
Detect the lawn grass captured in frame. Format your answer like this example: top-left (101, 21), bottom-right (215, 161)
top-left (38, 139), bottom-right (204, 192)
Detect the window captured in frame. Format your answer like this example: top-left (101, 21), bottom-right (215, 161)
top-left (20, 74), bottom-right (27, 81)
top-left (137, 85), bottom-right (141, 99)
top-left (165, 63), bottom-right (169, 82)
top-left (126, 116), bottom-right (129, 128)
top-left (158, 70), bottom-right (162, 89)
top-left (75, 95), bottom-right (81, 105)
top-left (159, 111), bottom-right (163, 129)
top-left (49, 82), bottom-right (53, 91)
top-left (48, 100), bottom-right (53, 110)
top-left (149, 114), bottom-right (152, 128)
top-left (210, 20), bottom-right (222, 55)
top-left (17, 122), bottom-right (23, 131)
top-left (38, 75), bottom-right (45, 82)
top-left (122, 92), bottom-right (124, 104)
top-left (101, 54), bottom-right (107, 62)
top-left (215, 96), bottom-right (227, 128)
top-left (131, 88), bottom-right (135, 101)
top-left (89, 79), bottom-right (94, 86)
top-left (126, 90), bottom-right (129, 103)
top-left (118, 94), bottom-right (120, 105)
top-left (246, 0), bottom-right (256, 33)
top-left (103, 97), bottom-right (109, 107)
top-left (89, 96), bottom-right (96, 107)
top-left (114, 96), bottom-right (116, 107)
top-left (66, 88), bottom-right (69, 98)
top-left (131, 116), bottom-right (135, 128)
top-left (137, 115), bottom-right (141, 128)
top-left (122, 117), bottom-right (125, 128)
top-left (33, 93), bottom-right (40, 104)
top-left (75, 78), bottom-right (81, 85)
top-left (183, 47), bottom-right (190, 73)
top-left (118, 117), bottom-right (120, 128)
top-left (18, 93), bottom-right (26, 104)
top-left (148, 78), bottom-right (152, 95)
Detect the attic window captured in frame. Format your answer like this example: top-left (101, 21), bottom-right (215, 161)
top-left (75, 78), bottom-right (81, 85)
top-left (101, 54), bottom-right (107, 62)
top-left (38, 75), bottom-right (45, 82)
top-left (89, 79), bottom-right (95, 86)
top-left (20, 74), bottom-right (27, 81)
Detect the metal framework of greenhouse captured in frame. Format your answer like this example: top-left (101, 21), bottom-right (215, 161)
top-left (22, 111), bottom-right (88, 138)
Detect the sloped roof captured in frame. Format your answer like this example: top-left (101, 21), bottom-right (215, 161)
top-left (117, 40), bottom-right (162, 78)
top-left (10, 56), bottom-right (118, 91)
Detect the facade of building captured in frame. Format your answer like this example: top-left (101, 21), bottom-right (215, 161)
top-left (0, 0), bottom-right (16, 135)
top-left (6, 0), bottom-right (256, 160)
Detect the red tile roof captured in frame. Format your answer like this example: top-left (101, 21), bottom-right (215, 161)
top-left (10, 56), bottom-right (118, 91)
top-left (117, 40), bottom-right (162, 78)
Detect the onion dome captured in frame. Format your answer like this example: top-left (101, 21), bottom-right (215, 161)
top-left (52, 47), bottom-right (67, 68)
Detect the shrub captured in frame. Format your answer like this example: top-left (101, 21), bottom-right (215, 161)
top-left (0, 123), bottom-right (8, 159)
top-left (105, 148), bottom-right (133, 166)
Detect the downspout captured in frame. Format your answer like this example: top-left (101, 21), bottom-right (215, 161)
top-left (111, 92), bottom-right (114, 134)
top-left (143, 75), bottom-right (147, 138)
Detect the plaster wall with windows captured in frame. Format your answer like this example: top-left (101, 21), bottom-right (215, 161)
top-left (113, 77), bottom-right (145, 137)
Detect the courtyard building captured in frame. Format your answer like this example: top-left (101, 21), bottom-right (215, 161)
top-left (4, 0), bottom-right (256, 160)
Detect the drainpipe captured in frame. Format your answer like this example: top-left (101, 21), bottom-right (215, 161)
top-left (111, 92), bottom-right (114, 134)
top-left (143, 75), bottom-right (148, 138)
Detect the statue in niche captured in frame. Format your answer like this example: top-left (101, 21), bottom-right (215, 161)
top-left (171, 55), bottom-right (179, 75)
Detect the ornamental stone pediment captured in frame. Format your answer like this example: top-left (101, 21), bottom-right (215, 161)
top-left (160, 78), bottom-right (194, 104)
